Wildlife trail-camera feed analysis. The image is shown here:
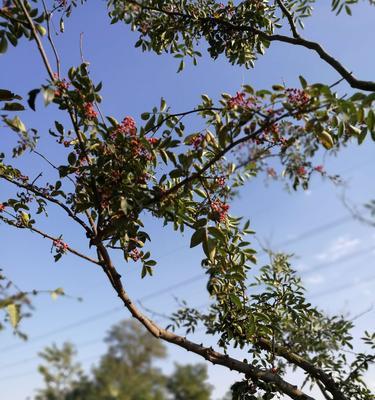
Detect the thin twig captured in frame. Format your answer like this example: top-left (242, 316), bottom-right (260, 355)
top-left (129, 0), bottom-right (375, 92)
top-left (0, 174), bottom-right (92, 235)
top-left (41, 0), bottom-right (61, 77)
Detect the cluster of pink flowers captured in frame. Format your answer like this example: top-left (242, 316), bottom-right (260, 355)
top-left (263, 122), bottom-right (280, 136)
top-left (227, 91), bottom-right (255, 109)
top-left (215, 176), bottom-right (226, 186)
top-left (286, 88), bottom-right (309, 107)
top-left (146, 137), bottom-right (159, 145)
top-left (314, 165), bottom-right (325, 173)
top-left (111, 116), bottom-right (137, 137)
top-left (83, 102), bottom-right (98, 120)
top-left (53, 75), bottom-right (70, 98)
top-left (130, 248), bottom-right (141, 261)
top-left (297, 166), bottom-right (307, 176)
top-left (53, 239), bottom-right (68, 252)
top-left (130, 138), bottom-right (153, 160)
top-left (0, 203), bottom-right (5, 212)
top-left (211, 199), bottom-right (230, 222)
top-left (267, 167), bottom-right (277, 178)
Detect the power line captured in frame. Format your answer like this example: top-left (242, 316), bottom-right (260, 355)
top-left (0, 274), bottom-right (204, 355)
top-left (309, 274), bottom-right (375, 299)
top-left (0, 213), bottom-right (366, 357)
top-left (301, 245), bottom-right (375, 276)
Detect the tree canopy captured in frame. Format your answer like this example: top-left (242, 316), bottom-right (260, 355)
top-left (0, 1), bottom-right (374, 399)
top-left (35, 320), bottom-right (212, 400)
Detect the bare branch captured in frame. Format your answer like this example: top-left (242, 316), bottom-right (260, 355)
top-left (41, 0), bottom-right (61, 77)
top-left (0, 215), bottom-right (100, 266)
top-left (0, 174), bottom-right (92, 235)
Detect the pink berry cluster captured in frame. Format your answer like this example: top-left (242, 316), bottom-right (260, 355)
top-left (215, 175), bottom-right (226, 186)
top-left (286, 88), bottom-right (309, 108)
top-left (227, 91), bottom-right (255, 109)
top-left (53, 74), bottom-right (70, 98)
top-left (130, 248), bottom-right (141, 261)
top-left (53, 239), bottom-right (68, 253)
top-left (211, 199), bottom-right (230, 222)
top-left (112, 116), bottom-right (137, 137)
top-left (146, 137), bottom-right (159, 145)
top-left (297, 166), bottom-right (307, 176)
top-left (83, 102), bottom-right (98, 120)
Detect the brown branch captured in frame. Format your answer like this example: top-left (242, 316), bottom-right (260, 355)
top-left (29, 225), bottom-right (101, 266)
top-left (15, 0), bottom-right (104, 233)
top-left (41, 0), bottom-right (61, 77)
top-left (90, 239), bottom-right (316, 400)
top-left (0, 215), bottom-right (100, 266)
top-left (130, 1), bottom-right (375, 92)
top-left (101, 102), bottom-right (325, 239)
top-left (0, 174), bottom-right (92, 235)
top-left (144, 107), bottom-right (222, 135)
top-left (255, 337), bottom-right (348, 400)
top-left (276, 0), bottom-right (300, 38)
top-left (13, 0), bottom-right (55, 79)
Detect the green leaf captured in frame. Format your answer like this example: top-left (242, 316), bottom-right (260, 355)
top-left (299, 75), bottom-right (307, 88)
top-left (2, 102), bottom-right (25, 111)
top-left (36, 25), bottom-right (47, 36)
top-left (7, 303), bottom-right (20, 328)
top-left (160, 98), bottom-right (167, 112)
top-left (366, 109), bottom-right (375, 132)
top-left (202, 236), bottom-right (216, 262)
top-left (190, 228), bottom-right (205, 248)
top-left (141, 112), bottom-right (150, 120)
top-left (28, 89), bottom-right (41, 111)
top-left (0, 36), bottom-right (8, 54)
top-left (68, 152), bottom-right (77, 165)
top-left (229, 294), bottom-right (242, 309)
top-left (5, 116), bottom-right (27, 133)
top-left (177, 59), bottom-right (185, 73)
top-left (0, 89), bottom-right (21, 101)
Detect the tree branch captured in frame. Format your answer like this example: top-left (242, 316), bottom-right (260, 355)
top-left (276, 0), bottom-right (300, 38)
top-left (92, 242), bottom-right (315, 400)
top-left (0, 215), bottom-right (100, 266)
top-left (13, 0), bottom-right (55, 79)
top-left (0, 174), bottom-right (92, 235)
top-left (130, 1), bottom-right (375, 92)
top-left (255, 337), bottom-right (348, 400)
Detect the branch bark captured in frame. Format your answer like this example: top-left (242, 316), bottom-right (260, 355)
top-left (255, 337), bottom-right (347, 400)
top-left (130, 0), bottom-right (375, 92)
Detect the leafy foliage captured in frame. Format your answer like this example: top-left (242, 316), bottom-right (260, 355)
top-left (0, 1), bottom-right (374, 400)
top-left (35, 320), bottom-right (213, 400)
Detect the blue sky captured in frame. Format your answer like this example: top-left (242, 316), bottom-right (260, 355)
top-left (1, 1), bottom-right (375, 399)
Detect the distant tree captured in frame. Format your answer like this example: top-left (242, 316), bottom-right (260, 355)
top-left (92, 319), bottom-right (167, 400)
top-left (167, 363), bottom-right (212, 400)
top-left (35, 342), bottom-right (84, 400)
